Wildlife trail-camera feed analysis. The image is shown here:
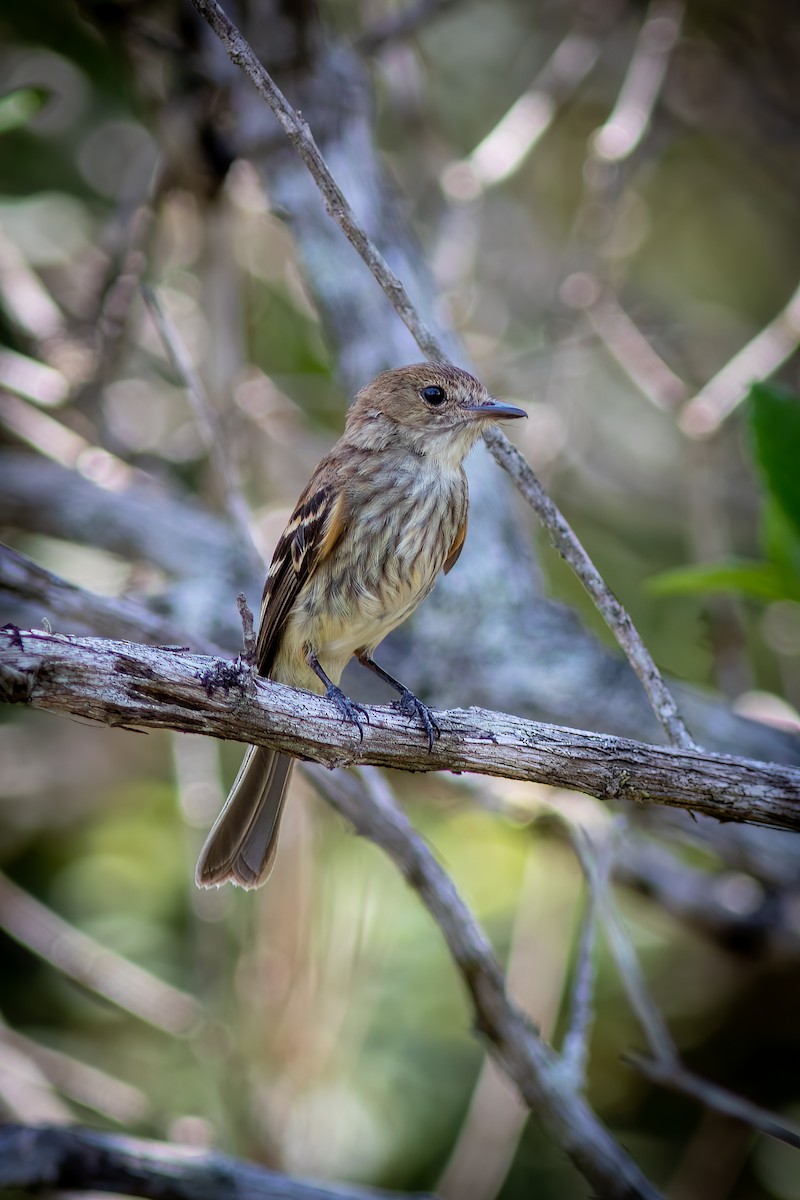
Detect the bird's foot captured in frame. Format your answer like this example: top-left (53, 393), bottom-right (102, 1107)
top-left (325, 685), bottom-right (369, 741)
top-left (396, 689), bottom-right (440, 752)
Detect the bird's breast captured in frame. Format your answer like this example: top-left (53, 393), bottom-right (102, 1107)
top-left (276, 464), bottom-right (467, 687)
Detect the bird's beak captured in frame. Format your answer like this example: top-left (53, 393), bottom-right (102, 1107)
top-left (464, 397), bottom-right (528, 421)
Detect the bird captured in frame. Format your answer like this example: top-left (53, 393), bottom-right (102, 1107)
top-left (196, 362), bottom-right (526, 889)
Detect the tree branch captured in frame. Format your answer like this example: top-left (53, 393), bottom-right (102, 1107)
top-left (3, 452), bottom-right (797, 766)
top-left (0, 872), bottom-right (199, 1037)
top-left (306, 767), bottom-right (659, 1199)
top-left (0, 451), bottom-right (259, 650)
top-left (0, 1123), bottom-right (432, 1200)
top-left (0, 542), bottom-right (203, 650)
top-left (2, 628), bottom-right (799, 832)
top-left (570, 825), bottom-right (800, 1152)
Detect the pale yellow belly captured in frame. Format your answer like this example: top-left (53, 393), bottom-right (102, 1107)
top-left (273, 562), bottom-right (439, 691)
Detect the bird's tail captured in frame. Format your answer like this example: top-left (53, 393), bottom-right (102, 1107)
top-left (195, 747), bottom-right (294, 889)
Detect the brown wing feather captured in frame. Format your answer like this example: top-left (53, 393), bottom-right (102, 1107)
top-left (443, 514), bottom-right (467, 575)
top-left (256, 477), bottom-right (348, 674)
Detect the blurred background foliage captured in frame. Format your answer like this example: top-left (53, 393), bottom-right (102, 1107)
top-left (1, 1), bottom-right (800, 1198)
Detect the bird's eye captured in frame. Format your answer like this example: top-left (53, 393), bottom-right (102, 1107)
top-left (420, 385), bottom-right (446, 406)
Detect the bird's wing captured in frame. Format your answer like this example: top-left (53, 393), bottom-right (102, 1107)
top-left (443, 513), bottom-right (467, 575)
top-left (256, 474), bottom-right (349, 674)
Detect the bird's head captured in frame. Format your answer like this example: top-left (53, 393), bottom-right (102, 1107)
top-left (346, 363), bottom-right (526, 464)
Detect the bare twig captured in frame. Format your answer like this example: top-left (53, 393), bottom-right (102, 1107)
top-left (572, 825), bottom-right (677, 1063)
top-left (559, 883), bottom-right (603, 1090)
top-left (90, 195), bottom-right (159, 385)
top-left (480, 426), bottom-right (697, 749)
top-left (0, 1024), bottom-right (149, 1125)
top-left (235, 592), bottom-right (256, 662)
top-left (187, 0), bottom-right (442, 362)
top-left (186, 0), bottom-right (695, 755)
top-left (628, 1055), bottom-right (800, 1151)
top-left (2, 628), bottom-right (799, 832)
top-left (0, 1124), bottom-right (432, 1200)
top-left (591, 0), bottom-right (684, 164)
top-left (310, 766), bottom-right (660, 1199)
top-left (679, 279), bottom-right (800, 437)
top-left (0, 226), bottom-right (65, 345)
top-left (441, 32), bottom-right (601, 197)
top-left (571, 827), bottom-right (800, 1151)
top-left (0, 390), bottom-right (132, 490)
top-left (0, 347), bottom-right (68, 408)
top-left (570, 284), bottom-right (689, 412)
top-left (0, 1042), bottom-right (72, 1124)
top-left (0, 872), bottom-right (200, 1036)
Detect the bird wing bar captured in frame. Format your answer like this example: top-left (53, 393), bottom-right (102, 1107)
top-left (256, 479), bottom-right (349, 675)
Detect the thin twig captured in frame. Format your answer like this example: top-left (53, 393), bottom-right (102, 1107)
top-left (0, 346), bottom-right (69, 408)
top-left (679, 279), bottom-right (800, 438)
top-left (571, 825), bottom-right (677, 1064)
top-left (236, 592), bottom-right (256, 662)
top-left (576, 284), bottom-right (689, 412)
top-left (591, 0), bottom-right (684, 163)
top-left (627, 1054), bottom-right (800, 1151)
top-left (142, 284), bottom-right (263, 570)
top-left (186, 0), bottom-right (696, 755)
top-left (0, 390), bottom-right (132, 490)
top-left (0, 1040), bottom-right (72, 1124)
top-left (570, 826), bottom-right (800, 1152)
top-left (187, 0), bottom-right (443, 362)
top-left (559, 880), bottom-right (604, 1090)
top-left (441, 31), bottom-right (601, 197)
top-left (480, 425), bottom-right (697, 749)
top-left (0, 872), bottom-right (200, 1036)
top-left (0, 226), bottom-right (65, 345)
top-left (0, 1023), bottom-right (149, 1125)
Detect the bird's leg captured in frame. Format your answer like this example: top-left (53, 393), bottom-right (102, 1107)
top-left (305, 646), bottom-right (369, 740)
top-left (355, 651), bottom-right (440, 752)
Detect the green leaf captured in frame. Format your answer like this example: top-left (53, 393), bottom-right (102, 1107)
top-left (762, 498), bottom-right (800, 581)
top-left (0, 87), bottom-right (50, 135)
top-left (647, 558), bottom-right (800, 602)
top-left (749, 383), bottom-right (800, 538)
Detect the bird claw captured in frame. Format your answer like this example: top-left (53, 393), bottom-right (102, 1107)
top-left (325, 684), bottom-right (369, 741)
top-left (397, 689), bottom-right (440, 752)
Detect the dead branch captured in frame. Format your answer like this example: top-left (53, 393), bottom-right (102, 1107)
top-left (0, 1123), bottom-right (432, 1200)
top-left (2, 627), bottom-right (799, 832)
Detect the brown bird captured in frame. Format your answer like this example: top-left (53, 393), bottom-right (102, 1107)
top-left (196, 363), bottom-right (526, 889)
